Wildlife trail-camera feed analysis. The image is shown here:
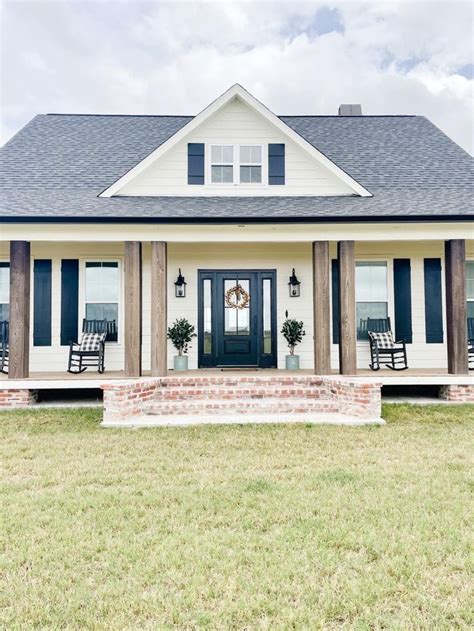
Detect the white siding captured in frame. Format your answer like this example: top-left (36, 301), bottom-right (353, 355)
top-left (117, 98), bottom-right (354, 197)
top-left (0, 239), bottom-right (472, 373)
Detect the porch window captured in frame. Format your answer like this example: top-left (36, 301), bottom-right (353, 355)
top-left (85, 262), bottom-right (119, 342)
top-left (0, 263), bottom-right (9, 321)
top-left (239, 145), bottom-right (262, 183)
top-left (355, 261), bottom-right (388, 340)
top-left (467, 261), bottom-right (474, 318)
top-left (211, 145), bottom-right (234, 183)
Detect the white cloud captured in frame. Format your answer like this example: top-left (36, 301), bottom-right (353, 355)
top-left (1, 0), bottom-right (473, 154)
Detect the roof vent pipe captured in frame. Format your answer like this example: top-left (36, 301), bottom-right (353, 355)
top-left (338, 104), bottom-right (362, 116)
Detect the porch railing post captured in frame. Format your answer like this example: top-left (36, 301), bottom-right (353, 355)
top-left (337, 240), bottom-right (357, 375)
top-left (151, 241), bottom-right (167, 376)
top-left (9, 241), bottom-right (31, 379)
top-left (124, 241), bottom-right (142, 377)
top-left (445, 239), bottom-right (468, 374)
top-left (313, 241), bottom-right (331, 374)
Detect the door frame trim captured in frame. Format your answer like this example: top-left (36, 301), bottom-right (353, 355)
top-left (197, 269), bottom-right (277, 368)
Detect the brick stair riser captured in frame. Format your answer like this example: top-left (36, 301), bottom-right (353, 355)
top-left (149, 386), bottom-right (327, 401)
top-left (144, 400), bottom-right (338, 416)
top-left (156, 377), bottom-right (325, 389)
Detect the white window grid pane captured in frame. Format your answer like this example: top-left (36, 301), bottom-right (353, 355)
top-left (356, 262), bottom-right (387, 302)
top-left (0, 268), bottom-right (9, 304)
top-left (85, 262), bottom-right (119, 303)
top-left (239, 145), bottom-right (262, 165)
top-left (211, 145), bottom-right (233, 165)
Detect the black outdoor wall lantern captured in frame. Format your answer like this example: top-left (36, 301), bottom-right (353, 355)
top-left (174, 269), bottom-right (187, 297)
top-left (288, 268), bottom-right (301, 297)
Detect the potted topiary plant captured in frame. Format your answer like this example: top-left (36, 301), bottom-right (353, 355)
top-left (167, 318), bottom-right (196, 371)
top-left (281, 318), bottom-right (305, 370)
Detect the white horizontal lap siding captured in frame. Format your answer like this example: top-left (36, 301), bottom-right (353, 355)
top-left (117, 99), bottom-right (354, 197)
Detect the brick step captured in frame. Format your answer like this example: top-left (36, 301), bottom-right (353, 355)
top-left (149, 384), bottom-right (327, 401)
top-left (158, 375), bottom-right (324, 388)
top-left (103, 412), bottom-right (384, 428)
top-left (144, 398), bottom-right (338, 416)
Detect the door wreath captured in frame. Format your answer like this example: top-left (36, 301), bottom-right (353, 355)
top-left (225, 284), bottom-right (250, 310)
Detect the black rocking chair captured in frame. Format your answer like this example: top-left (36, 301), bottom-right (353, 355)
top-left (67, 319), bottom-right (116, 374)
top-left (365, 317), bottom-right (408, 371)
top-left (0, 320), bottom-right (8, 374)
top-left (468, 317), bottom-right (474, 370)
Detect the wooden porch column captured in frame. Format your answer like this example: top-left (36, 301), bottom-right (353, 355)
top-left (312, 241), bottom-right (331, 374)
top-left (150, 242), bottom-right (167, 376)
top-left (124, 242), bottom-right (142, 377)
top-left (9, 241), bottom-right (31, 379)
top-left (337, 240), bottom-right (357, 375)
top-left (445, 239), bottom-right (468, 374)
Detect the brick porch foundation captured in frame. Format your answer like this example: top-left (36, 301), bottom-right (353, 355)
top-left (439, 384), bottom-right (474, 402)
top-left (0, 389), bottom-right (37, 408)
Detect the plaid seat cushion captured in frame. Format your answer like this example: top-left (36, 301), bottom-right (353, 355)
top-left (79, 333), bottom-right (105, 351)
top-left (368, 331), bottom-right (395, 349)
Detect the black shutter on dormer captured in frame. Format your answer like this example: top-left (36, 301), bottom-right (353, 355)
top-left (188, 143), bottom-right (205, 185)
top-left (268, 144), bottom-right (285, 185)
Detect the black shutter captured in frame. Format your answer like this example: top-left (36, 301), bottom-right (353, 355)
top-left (393, 259), bottom-right (412, 343)
top-left (33, 260), bottom-right (52, 346)
top-left (424, 258), bottom-right (443, 343)
top-left (331, 259), bottom-right (340, 344)
top-left (188, 143), bottom-right (205, 185)
top-left (60, 259), bottom-right (79, 346)
top-left (268, 144), bottom-right (285, 185)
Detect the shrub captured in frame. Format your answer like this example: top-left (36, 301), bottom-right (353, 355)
top-left (167, 318), bottom-right (196, 356)
top-left (281, 319), bottom-right (305, 355)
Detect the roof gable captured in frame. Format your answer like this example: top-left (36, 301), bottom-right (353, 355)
top-left (99, 84), bottom-right (372, 198)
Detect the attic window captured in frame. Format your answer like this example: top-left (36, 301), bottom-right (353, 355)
top-left (240, 146), bottom-right (262, 183)
top-left (211, 145), bottom-right (233, 183)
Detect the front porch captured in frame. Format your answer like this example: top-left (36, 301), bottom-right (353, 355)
top-left (0, 225), bottom-right (472, 417)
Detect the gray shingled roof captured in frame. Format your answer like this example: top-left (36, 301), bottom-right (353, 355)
top-left (1, 112), bottom-right (473, 220)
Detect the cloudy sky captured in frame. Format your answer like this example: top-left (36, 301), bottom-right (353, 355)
top-left (1, 0), bottom-right (473, 153)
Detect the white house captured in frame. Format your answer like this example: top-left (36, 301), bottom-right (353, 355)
top-left (0, 85), bottom-right (473, 421)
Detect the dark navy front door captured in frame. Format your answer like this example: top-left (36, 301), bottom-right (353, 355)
top-left (198, 270), bottom-right (277, 368)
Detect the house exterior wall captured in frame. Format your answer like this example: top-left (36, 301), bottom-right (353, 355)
top-left (0, 239), bottom-right (472, 373)
top-left (117, 98), bottom-right (354, 197)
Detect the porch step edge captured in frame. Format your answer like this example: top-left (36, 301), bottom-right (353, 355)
top-left (143, 398), bottom-right (339, 415)
top-left (101, 413), bottom-right (386, 428)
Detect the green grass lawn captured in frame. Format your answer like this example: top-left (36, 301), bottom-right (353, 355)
top-left (1, 404), bottom-right (473, 629)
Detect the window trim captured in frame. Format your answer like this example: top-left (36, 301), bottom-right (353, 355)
top-left (80, 258), bottom-right (123, 345)
top-left (207, 143), bottom-right (266, 186)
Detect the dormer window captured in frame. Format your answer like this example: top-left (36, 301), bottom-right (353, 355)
top-left (240, 146), bottom-right (262, 183)
top-left (209, 144), bottom-right (263, 185)
top-left (211, 145), bottom-right (234, 183)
